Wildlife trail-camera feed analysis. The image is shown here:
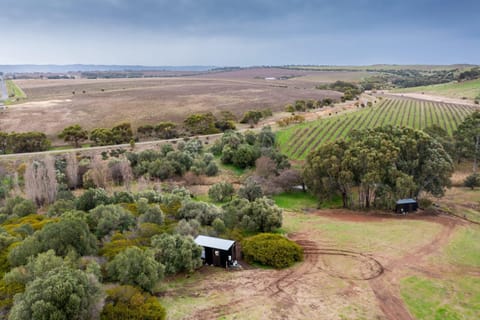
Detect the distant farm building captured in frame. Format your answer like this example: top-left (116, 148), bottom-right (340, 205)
top-left (194, 235), bottom-right (237, 268)
top-left (395, 199), bottom-right (418, 214)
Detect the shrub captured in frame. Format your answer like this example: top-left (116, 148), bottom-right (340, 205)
top-left (148, 160), bottom-right (176, 180)
top-left (418, 198), bottom-right (433, 209)
top-left (88, 204), bottom-right (136, 239)
top-left (212, 218), bottom-right (226, 235)
top-left (285, 104), bottom-right (295, 113)
top-left (184, 112), bottom-right (220, 135)
top-left (8, 219), bottom-right (97, 267)
top-left (150, 233), bottom-right (202, 275)
top-left (294, 100), bottom-right (306, 112)
top-left (107, 247), bottom-right (164, 292)
top-left (112, 191), bottom-right (135, 204)
top-left (205, 161), bottom-right (219, 176)
top-left (12, 200), bottom-right (36, 218)
top-left (175, 219), bottom-right (200, 237)
top-left (464, 173), bottom-right (480, 189)
top-left (208, 182), bottom-right (235, 202)
top-left (242, 233), bottom-right (303, 268)
top-left (136, 190), bottom-right (162, 203)
top-left (240, 110), bottom-right (263, 125)
top-left (139, 205), bottom-right (164, 225)
top-left (238, 177), bottom-right (263, 202)
top-left (101, 285), bottom-right (166, 320)
top-left (76, 188), bottom-right (111, 211)
top-left (242, 197), bottom-right (282, 232)
top-left (177, 201), bottom-right (222, 225)
top-left (9, 266), bottom-right (100, 320)
top-left (47, 199), bottom-right (75, 217)
top-left (100, 236), bottom-right (144, 260)
top-left (232, 144), bottom-right (260, 168)
top-left (2, 197), bottom-right (25, 215)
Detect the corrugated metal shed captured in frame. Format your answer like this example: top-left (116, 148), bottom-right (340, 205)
top-left (194, 235), bottom-right (235, 251)
top-left (396, 198), bottom-right (417, 205)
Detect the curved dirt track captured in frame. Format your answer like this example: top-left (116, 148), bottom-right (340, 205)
top-left (187, 231), bottom-right (386, 320)
top-left (316, 210), bottom-right (463, 320)
top-left (182, 211), bottom-right (466, 320)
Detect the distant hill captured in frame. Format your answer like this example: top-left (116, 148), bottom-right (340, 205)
top-left (284, 64), bottom-right (479, 71)
top-left (0, 65), bottom-right (216, 73)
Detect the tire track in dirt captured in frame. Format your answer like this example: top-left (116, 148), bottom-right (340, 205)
top-left (187, 232), bottom-right (386, 320)
top-left (184, 213), bottom-right (467, 320)
top-left (368, 214), bottom-right (462, 320)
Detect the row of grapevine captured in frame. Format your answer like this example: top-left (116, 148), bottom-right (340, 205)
top-left (278, 97), bottom-right (479, 160)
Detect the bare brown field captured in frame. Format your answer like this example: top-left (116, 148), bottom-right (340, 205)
top-left (1, 68), bottom-right (360, 139)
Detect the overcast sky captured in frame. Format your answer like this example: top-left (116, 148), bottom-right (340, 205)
top-left (1, 0), bottom-right (479, 66)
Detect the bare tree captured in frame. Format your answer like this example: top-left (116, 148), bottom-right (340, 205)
top-left (119, 158), bottom-right (133, 191)
top-left (65, 153), bottom-right (79, 189)
top-left (24, 156), bottom-right (58, 206)
top-left (255, 156), bottom-right (277, 178)
top-left (86, 155), bottom-right (110, 188)
top-left (12, 172), bottom-right (21, 196)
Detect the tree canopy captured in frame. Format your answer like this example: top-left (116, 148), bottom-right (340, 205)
top-left (58, 125), bottom-right (88, 148)
top-left (9, 266), bottom-right (100, 320)
top-left (454, 111), bottom-right (480, 172)
top-left (304, 126), bottom-right (454, 209)
top-left (107, 246), bottom-right (164, 292)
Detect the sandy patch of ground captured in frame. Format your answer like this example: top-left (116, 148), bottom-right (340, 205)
top-left (8, 99), bottom-right (72, 109)
top-left (386, 92), bottom-right (478, 106)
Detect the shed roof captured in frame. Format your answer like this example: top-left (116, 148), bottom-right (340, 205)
top-left (194, 235), bottom-right (235, 251)
top-left (396, 198), bottom-right (417, 205)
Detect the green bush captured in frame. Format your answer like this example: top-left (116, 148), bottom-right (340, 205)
top-left (76, 188), bottom-right (111, 211)
top-left (107, 246), bottom-right (164, 292)
top-left (418, 198), bottom-right (433, 209)
top-left (101, 285), bottom-right (166, 320)
top-left (12, 200), bottom-right (36, 217)
top-left (208, 182), bottom-right (234, 202)
top-left (112, 191), bottom-right (135, 204)
top-left (88, 204), bottom-right (136, 239)
top-left (2, 197), bottom-right (25, 215)
top-left (47, 199), bottom-right (76, 217)
top-left (242, 233), bottom-right (303, 269)
top-left (464, 173), bottom-right (480, 190)
top-left (8, 219), bottom-right (97, 267)
top-left (205, 161), bottom-right (219, 176)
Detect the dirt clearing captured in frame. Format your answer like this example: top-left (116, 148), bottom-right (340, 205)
top-left (161, 210), bottom-right (475, 319)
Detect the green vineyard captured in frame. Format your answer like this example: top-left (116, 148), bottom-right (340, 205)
top-left (277, 98), bottom-right (478, 160)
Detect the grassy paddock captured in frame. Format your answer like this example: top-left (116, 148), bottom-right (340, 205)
top-left (272, 191), bottom-right (318, 210)
top-left (400, 275), bottom-right (480, 320)
top-left (393, 79), bottom-right (480, 100)
top-left (5, 80), bottom-right (27, 104)
top-left (444, 226), bottom-right (480, 267)
top-left (282, 211), bottom-right (442, 256)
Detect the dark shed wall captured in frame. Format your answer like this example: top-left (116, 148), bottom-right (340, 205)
top-left (203, 244), bottom-right (237, 267)
top-left (395, 202), bottom-right (418, 213)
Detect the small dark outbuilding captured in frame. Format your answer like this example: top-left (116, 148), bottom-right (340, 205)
top-left (395, 198), bottom-right (418, 214)
top-left (194, 235), bottom-right (237, 268)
